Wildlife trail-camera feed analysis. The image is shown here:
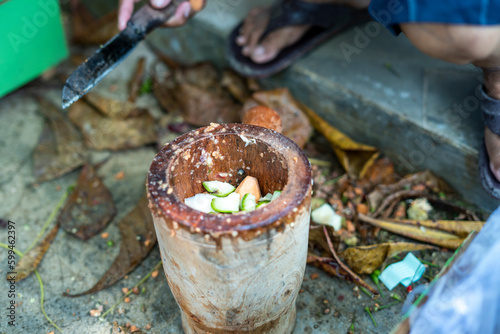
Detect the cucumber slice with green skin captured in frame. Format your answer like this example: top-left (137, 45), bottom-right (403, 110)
top-left (211, 192), bottom-right (240, 213)
top-left (259, 193), bottom-right (273, 202)
top-left (202, 181), bottom-right (235, 197)
top-left (271, 190), bottom-right (282, 201)
top-left (241, 193), bottom-right (256, 212)
top-left (256, 201), bottom-right (270, 209)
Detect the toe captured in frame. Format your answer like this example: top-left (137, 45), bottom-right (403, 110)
top-left (238, 6), bottom-right (268, 52)
top-left (251, 45), bottom-right (277, 64)
top-left (236, 35), bottom-right (246, 46)
top-left (251, 25), bottom-right (310, 64)
top-left (489, 161), bottom-right (500, 182)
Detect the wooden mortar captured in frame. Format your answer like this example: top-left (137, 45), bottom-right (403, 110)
top-left (147, 123), bottom-right (312, 333)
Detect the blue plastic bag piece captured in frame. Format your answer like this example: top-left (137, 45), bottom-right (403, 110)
top-left (379, 253), bottom-right (426, 291)
top-left (409, 206), bottom-right (500, 334)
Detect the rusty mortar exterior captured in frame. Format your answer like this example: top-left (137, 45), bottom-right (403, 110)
top-left (152, 208), bottom-right (310, 333)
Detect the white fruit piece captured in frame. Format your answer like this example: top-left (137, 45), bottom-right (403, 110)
top-left (311, 203), bottom-right (342, 231)
top-left (185, 193), bottom-right (217, 213)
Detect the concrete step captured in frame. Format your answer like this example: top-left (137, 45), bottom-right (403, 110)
top-left (142, 0), bottom-right (498, 212)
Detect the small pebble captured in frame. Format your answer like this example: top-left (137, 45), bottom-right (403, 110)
top-left (124, 297), bottom-right (131, 303)
top-left (130, 325), bottom-right (139, 333)
top-left (310, 273), bottom-right (319, 280)
top-left (126, 322), bottom-right (131, 328)
top-left (118, 307), bottom-right (125, 315)
top-left (145, 324), bottom-right (152, 330)
top-left (101, 232), bottom-right (109, 239)
top-left (115, 171), bottom-right (125, 180)
top-left (132, 287), bottom-right (140, 294)
top-left (122, 287), bottom-right (130, 294)
top-left (89, 309), bottom-right (101, 317)
top-left (151, 270), bottom-right (159, 278)
top-left (324, 308), bottom-right (330, 314)
top-left (299, 289), bottom-right (304, 293)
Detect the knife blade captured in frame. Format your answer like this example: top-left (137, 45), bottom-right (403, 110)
top-left (62, 0), bottom-right (186, 109)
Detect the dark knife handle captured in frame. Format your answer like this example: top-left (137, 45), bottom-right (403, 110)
top-left (128, 0), bottom-right (188, 36)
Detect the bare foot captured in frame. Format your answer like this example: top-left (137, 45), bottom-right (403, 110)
top-left (485, 127), bottom-right (500, 182)
top-left (236, 6), bottom-right (311, 64)
top-left (236, 0), bottom-right (371, 64)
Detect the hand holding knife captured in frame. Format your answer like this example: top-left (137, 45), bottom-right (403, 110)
top-left (62, 0), bottom-right (202, 109)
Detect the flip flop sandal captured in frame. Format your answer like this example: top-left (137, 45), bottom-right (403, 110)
top-left (479, 87), bottom-right (500, 199)
top-left (226, 0), bottom-right (372, 78)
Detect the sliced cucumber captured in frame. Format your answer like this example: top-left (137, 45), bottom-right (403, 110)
top-left (202, 181), bottom-right (235, 197)
top-left (259, 193), bottom-right (273, 202)
top-left (241, 193), bottom-right (256, 212)
top-left (211, 192), bottom-right (240, 213)
top-left (271, 190), bottom-right (282, 201)
top-left (311, 203), bottom-right (342, 231)
top-left (185, 193), bottom-right (217, 213)
top-left (256, 201), bottom-right (270, 209)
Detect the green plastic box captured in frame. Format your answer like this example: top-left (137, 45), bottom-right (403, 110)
top-left (0, 0), bottom-right (68, 98)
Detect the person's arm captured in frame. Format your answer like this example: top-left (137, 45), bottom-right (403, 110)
top-left (118, 0), bottom-right (205, 31)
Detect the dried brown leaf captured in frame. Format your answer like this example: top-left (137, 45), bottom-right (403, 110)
top-left (221, 70), bottom-right (251, 103)
top-left (357, 157), bottom-right (398, 191)
top-left (358, 213), bottom-right (465, 249)
top-left (308, 226), bottom-right (333, 257)
top-left (153, 73), bottom-right (182, 114)
top-left (372, 189), bottom-right (426, 218)
top-left (84, 92), bottom-right (146, 119)
top-left (296, 98), bottom-right (378, 177)
top-left (367, 170), bottom-right (451, 210)
top-left (128, 57), bottom-right (146, 103)
top-left (11, 224), bottom-right (59, 282)
top-left (153, 63), bottom-right (241, 126)
top-left (309, 226), bottom-right (379, 297)
top-left (68, 100), bottom-right (157, 150)
top-left (383, 217), bottom-right (484, 238)
top-left (64, 196), bottom-right (156, 297)
top-left (307, 253), bottom-right (379, 297)
top-left (57, 164), bottom-right (116, 240)
top-left (174, 83), bottom-right (240, 126)
top-left (71, 2), bottom-right (119, 45)
top-left (250, 88), bottom-right (313, 148)
top-left (241, 106), bottom-right (283, 133)
top-left (175, 63), bottom-right (219, 89)
top-left (339, 242), bottom-right (437, 274)
top-left (33, 97), bottom-right (87, 182)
